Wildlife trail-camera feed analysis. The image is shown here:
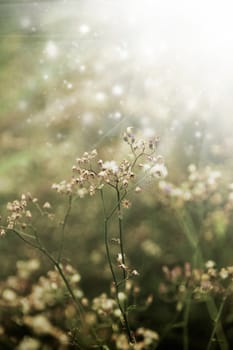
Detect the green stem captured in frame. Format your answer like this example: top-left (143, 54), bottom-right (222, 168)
top-left (175, 208), bottom-right (229, 350)
top-left (206, 296), bottom-right (228, 350)
top-left (183, 291), bottom-right (192, 350)
top-left (116, 186), bottom-right (127, 284)
top-left (100, 189), bottom-right (134, 344)
top-left (57, 194), bottom-right (72, 263)
top-left (11, 228), bottom-right (85, 323)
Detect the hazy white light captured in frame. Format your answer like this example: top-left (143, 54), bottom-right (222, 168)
top-left (43, 74), bottom-right (49, 80)
top-left (18, 100), bottom-right (28, 111)
top-left (79, 24), bottom-right (90, 34)
top-left (45, 41), bottom-right (58, 59)
top-left (112, 85), bottom-right (124, 96)
top-left (95, 92), bottom-right (107, 102)
top-left (82, 112), bottom-right (94, 125)
top-left (20, 17), bottom-right (31, 28)
top-left (79, 65), bottom-right (86, 72)
top-left (114, 111), bottom-right (122, 119)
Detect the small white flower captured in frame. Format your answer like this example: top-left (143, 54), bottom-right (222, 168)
top-left (150, 163), bottom-right (168, 178)
top-left (219, 268), bottom-right (229, 279)
top-left (118, 292), bottom-right (126, 301)
top-left (142, 163), bottom-right (151, 171)
top-left (102, 161), bottom-right (118, 174)
top-left (126, 126), bottom-right (133, 136)
top-left (205, 260), bottom-right (215, 269)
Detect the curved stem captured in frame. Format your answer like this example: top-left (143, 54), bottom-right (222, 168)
top-left (57, 194), bottom-right (72, 263)
top-left (116, 186), bottom-right (127, 283)
top-left (11, 228), bottom-right (85, 323)
top-left (183, 291), bottom-right (192, 350)
top-left (206, 296), bottom-right (228, 350)
top-left (175, 208), bottom-right (229, 350)
top-left (100, 189), bottom-right (134, 344)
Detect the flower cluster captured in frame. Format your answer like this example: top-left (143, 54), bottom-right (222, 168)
top-left (157, 165), bottom-right (233, 242)
top-left (52, 127), bottom-right (167, 199)
top-left (158, 165), bottom-right (223, 207)
top-left (0, 259), bottom-right (159, 349)
top-left (0, 260), bottom-right (84, 348)
top-left (115, 327), bottom-right (159, 350)
top-left (6, 194), bottom-right (32, 230)
top-left (123, 126), bottom-right (160, 152)
top-left (3, 193), bottom-right (53, 232)
top-left (92, 293), bottom-right (118, 317)
top-left (159, 261), bottom-right (233, 310)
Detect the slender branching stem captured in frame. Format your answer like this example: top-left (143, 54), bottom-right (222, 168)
top-left (100, 189), bottom-right (119, 291)
top-left (116, 185), bottom-right (134, 344)
top-left (33, 202), bottom-right (45, 216)
top-left (176, 208), bottom-right (229, 350)
top-left (100, 189), bottom-right (134, 344)
top-left (206, 295), bottom-right (227, 350)
top-left (116, 185), bottom-right (127, 283)
top-left (58, 194), bottom-right (73, 263)
top-left (11, 227), bottom-right (85, 324)
top-left (206, 296), bottom-right (229, 350)
top-left (106, 190), bottom-right (127, 221)
top-left (183, 291), bottom-right (192, 350)
top-left (130, 150), bottom-right (144, 170)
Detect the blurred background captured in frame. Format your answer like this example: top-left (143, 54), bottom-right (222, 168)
top-left (1, 0), bottom-right (233, 348)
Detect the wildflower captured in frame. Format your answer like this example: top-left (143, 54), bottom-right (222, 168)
top-left (219, 268), bottom-right (229, 279)
top-left (122, 199), bottom-right (131, 208)
top-left (111, 238), bottom-right (120, 245)
top-left (70, 273), bottom-right (81, 283)
top-left (148, 139), bottom-right (154, 150)
top-left (2, 289), bottom-right (17, 302)
top-left (146, 294), bottom-right (153, 305)
top-left (119, 263), bottom-right (127, 270)
top-left (150, 163), bottom-right (168, 178)
top-left (89, 185), bottom-right (96, 196)
top-left (135, 327), bottom-right (159, 347)
top-left (77, 188), bottom-right (88, 198)
top-left (205, 260), bottom-right (216, 269)
top-left (116, 253), bottom-right (123, 264)
top-left (122, 179), bottom-right (128, 187)
top-left (135, 186), bottom-right (142, 193)
top-left (141, 163), bottom-right (151, 172)
top-left (123, 132), bottom-right (128, 142)
top-left (102, 160), bottom-right (119, 174)
top-left (188, 164), bottom-right (196, 173)
top-left (131, 269), bottom-right (140, 276)
top-left (0, 229), bottom-right (6, 236)
top-left (114, 308), bottom-right (122, 318)
top-left (126, 126), bottom-right (133, 137)
top-left (118, 292), bottom-right (126, 301)
top-left (25, 210), bottom-right (32, 218)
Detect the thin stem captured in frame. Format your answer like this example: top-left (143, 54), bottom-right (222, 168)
top-left (11, 228), bottom-right (85, 323)
top-left (33, 202), bottom-right (45, 216)
top-left (100, 189), bottom-right (118, 290)
top-left (13, 227), bottom-right (104, 347)
top-left (183, 291), bottom-right (192, 350)
top-left (57, 194), bottom-right (73, 263)
top-left (174, 208), bottom-right (198, 250)
top-left (116, 185), bottom-right (127, 283)
top-left (104, 218), bottom-right (118, 289)
top-left (175, 208), bottom-right (229, 350)
top-left (106, 190), bottom-right (127, 221)
top-left (130, 150), bottom-right (144, 170)
top-left (206, 296), bottom-right (228, 350)
top-left (100, 189), bottom-right (134, 344)
top-left (116, 187), bottom-right (133, 343)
